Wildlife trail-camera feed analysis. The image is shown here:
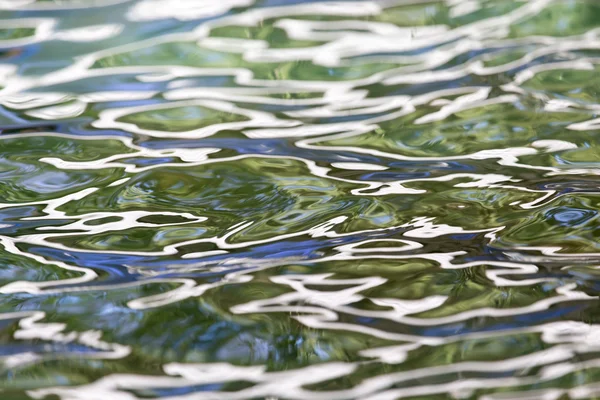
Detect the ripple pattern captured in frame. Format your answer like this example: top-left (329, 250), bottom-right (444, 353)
top-left (1, 0), bottom-right (600, 399)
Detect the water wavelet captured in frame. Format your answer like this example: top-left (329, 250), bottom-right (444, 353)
top-left (0, 0), bottom-right (600, 399)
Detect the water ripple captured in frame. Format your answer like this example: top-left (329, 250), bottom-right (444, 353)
top-left (0, 0), bottom-right (600, 399)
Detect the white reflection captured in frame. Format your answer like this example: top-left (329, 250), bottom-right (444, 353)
top-left (127, 0), bottom-right (254, 21)
top-left (0, 1), bottom-right (599, 399)
top-left (54, 24), bottom-right (123, 42)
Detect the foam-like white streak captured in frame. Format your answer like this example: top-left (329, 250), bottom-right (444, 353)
top-left (53, 24), bottom-right (123, 42)
top-left (0, 233), bottom-right (98, 294)
top-left (0, 154), bottom-right (558, 267)
top-left (40, 146), bottom-right (220, 173)
top-left (294, 103), bottom-right (578, 176)
top-left (0, 18), bottom-right (55, 48)
top-left (166, 85), bottom-right (367, 107)
top-left (26, 101), bottom-right (87, 120)
top-left (27, 323), bottom-right (600, 400)
top-left (15, 312), bottom-right (130, 360)
top-left (0, 0), bottom-right (131, 10)
top-left (276, 18), bottom-right (439, 42)
top-left (79, 91), bottom-right (158, 102)
top-left (127, 0), bottom-right (254, 22)
top-left (331, 162), bottom-right (388, 171)
top-left (228, 255), bottom-right (591, 338)
top-left (0, 92), bottom-right (72, 110)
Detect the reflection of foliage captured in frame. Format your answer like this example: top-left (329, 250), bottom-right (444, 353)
top-left (0, 279), bottom-right (393, 390)
top-left (0, 28), bottom-right (35, 41)
top-left (3, 0), bottom-right (600, 398)
top-left (315, 102), bottom-right (591, 158)
top-left (93, 42), bottom-right (244, 69)
top-left (0, 136), bottom-right (128, 203)
top-left (522, 66), bottom-right (600, 104)
top-left (118, 105), bottom-right (249, 132)
top-left (210, 23), bottom-right (321, 49)
top-left (510, 0), bottom-right (600, 37)
top-left (93, 40), bottom-right (401, 81)
top-left (0, 250), bottom-right (80, 291)
top-left (496, 193), bottom-right (600, 253)
top-left (58, 156), bottom-right (363, 248)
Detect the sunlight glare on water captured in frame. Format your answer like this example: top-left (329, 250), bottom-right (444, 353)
top-left (0, 0), bottom-right (600, 399)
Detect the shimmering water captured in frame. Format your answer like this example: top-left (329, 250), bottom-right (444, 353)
top-left (1, 0), bottom-right (600, 398)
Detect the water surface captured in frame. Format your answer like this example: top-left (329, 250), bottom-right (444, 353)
top-left (1, 0), bottom-right (600, 399)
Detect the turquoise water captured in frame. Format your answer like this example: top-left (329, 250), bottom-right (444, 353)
top-left (1, 0), bottom-right (600, 398)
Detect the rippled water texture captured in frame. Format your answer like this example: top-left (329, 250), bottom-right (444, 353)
top-left (2, 0), bottom-right (600, 399)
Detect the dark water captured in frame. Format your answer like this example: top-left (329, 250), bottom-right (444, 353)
top-left (1, 0), bottom-right (600, 398)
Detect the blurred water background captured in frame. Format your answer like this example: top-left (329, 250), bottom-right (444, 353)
top-left (1, 0), bottom-right (600, 399)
